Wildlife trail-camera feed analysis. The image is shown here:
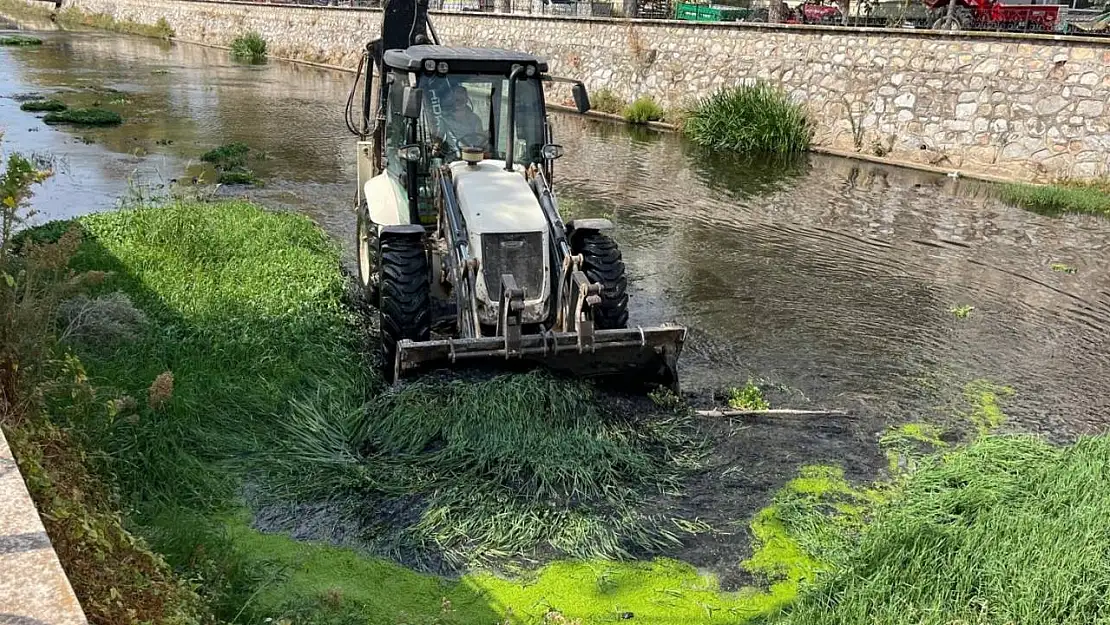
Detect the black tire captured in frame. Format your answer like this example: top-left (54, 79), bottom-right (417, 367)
top-left (378, 233), bottom-right (431, 382)
top-left (574, 232), bottom-right (629, 330)
top-left (355, 201), bottom-right (380, 304)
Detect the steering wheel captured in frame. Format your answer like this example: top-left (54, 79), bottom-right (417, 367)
top-left (455, 131), bottom-right (490, 154)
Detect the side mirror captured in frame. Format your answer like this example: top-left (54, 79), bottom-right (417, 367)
top-left (540, 144), bottom-right (564, 160)
top-left (402, 86), bottom-right (423, 119)
top-left (572, 82), bottom-right (591, 114)
top-left (398, 144), bottom-right (422, 162)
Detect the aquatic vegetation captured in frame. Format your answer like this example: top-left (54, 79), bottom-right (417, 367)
top-left (623, 95), bottom-right (665, 124)
top-left (42, 108), bottom-right (122, 126)
top-left (20, 99), bottom-right (67, 112)
top-left (1000, 179), bottom-right (1110, 217)
top-left (0, 35), bottom-right (43, 46)
top-left (202, 142), bottom-right (258, 185)
top-left (959, 378), bottom-right (1013, 436)
top-left (683, 82), bottom-right (813, 154)
top-left (589, 87), bottom-right (624, 114)
top-left (264, 371), bottom-right (707, 566)
top-left (949, 304), bottom-right (974, 318)
top-left (772, 435), bottom-right (1110, 625)
top-left (230, 31), bottom-right (268, 62)
top-left (728, 379), bottom-right (770, 410)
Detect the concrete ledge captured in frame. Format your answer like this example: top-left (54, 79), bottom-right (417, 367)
top-left (0, 429), bottom-right (88, 625)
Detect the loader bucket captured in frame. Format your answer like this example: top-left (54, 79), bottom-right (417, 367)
top-left (394, 324), bottom-right (687, 391)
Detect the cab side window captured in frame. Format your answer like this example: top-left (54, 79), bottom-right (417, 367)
top-left (385, 79), bottom-right (408, 175)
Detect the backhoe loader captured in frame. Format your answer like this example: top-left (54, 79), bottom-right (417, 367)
top-left (347, 0), bottom-right (687, 389)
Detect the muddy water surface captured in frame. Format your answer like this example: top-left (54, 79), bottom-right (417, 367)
top-left (3, 24), bottom-right (1109, 444)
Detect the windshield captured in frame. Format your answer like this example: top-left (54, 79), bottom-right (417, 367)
top-left (419, 73), bottom-right (545, 167)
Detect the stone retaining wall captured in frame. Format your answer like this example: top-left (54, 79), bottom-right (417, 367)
top-left (38, 0), bottom-right (1110, 180)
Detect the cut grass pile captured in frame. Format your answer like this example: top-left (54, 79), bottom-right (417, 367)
top-left (19, 99), bottom-right (67, 112)
top-left (0, 34), bottom-right (43, 46)
top-left (1000, 179), bottom-right (1110, 217)
top-left (42, 107), bottom-right (122, 126)
top-left (230, 31), bottom-right (267, 62)
top-left (683, 82), bottom-right (813, 154)
top-left (263, 372), bottom-right (708, 566)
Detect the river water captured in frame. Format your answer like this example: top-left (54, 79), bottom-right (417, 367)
top-left (3, 23), bottom-right (1109, 439)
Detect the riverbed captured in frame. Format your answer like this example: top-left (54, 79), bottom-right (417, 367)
top-left (3, 21), bottom-right (1109, 443)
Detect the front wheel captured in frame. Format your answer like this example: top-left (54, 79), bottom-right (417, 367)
top-left (356, 201), bottom-right (380, 304)
top-left (378, 233), bottom-right (431, 382)
top-left (574, 231), bottom-right (629, 330)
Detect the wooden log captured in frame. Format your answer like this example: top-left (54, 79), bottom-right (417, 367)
top-left (695, 408), bottom-right (851, 418)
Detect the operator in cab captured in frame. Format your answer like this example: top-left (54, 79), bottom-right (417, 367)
top-left (431, 84), bottom-right (487, 159)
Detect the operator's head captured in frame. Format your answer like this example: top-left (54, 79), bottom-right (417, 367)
top-left (447, 85), bottom-right (471, 113)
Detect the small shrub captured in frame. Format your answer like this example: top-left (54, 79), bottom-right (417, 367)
top-left (1050, 262), bottom-right (1076, 274)
top-left (728, 380), bottom-right (769, 411)
top-left (623, 96), bottom-right (665, 124)
top-left (230, 31), bottom-right (267, 62)
top-left (42, 108), bottom-right (122, 126)
top-left (683, 82), bottom-right (813, 154)
top-left (1, 35), bottom-right (43, 46)
top-left (201, 142), bottom-right (250, 169)
top-left (20, 99), bottom-right (67, 112)
top-left (153, 16), bottom-right (175, 39)
top-left (591, 88), bottom-right (625, 115)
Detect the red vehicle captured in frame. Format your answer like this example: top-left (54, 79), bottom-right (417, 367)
top-left (923, 0), bottom-right (1061, 31)
top-left (784, 0), bottom-right (844, 23)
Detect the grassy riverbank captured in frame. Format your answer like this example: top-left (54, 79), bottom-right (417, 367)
top-left (5, 181), bottom-right (1110, 623)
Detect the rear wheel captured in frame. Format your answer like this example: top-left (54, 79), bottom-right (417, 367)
top-left (574, 232), bottom-right (629, 330)
top-left (378, 233), bottom-right (431, 382)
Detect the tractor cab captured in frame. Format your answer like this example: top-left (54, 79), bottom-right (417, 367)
top-left (374, 45), bottom-right (589, 226)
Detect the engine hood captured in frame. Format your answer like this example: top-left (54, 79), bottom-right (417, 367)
top-left (449, 160), bottom-right (545, 235)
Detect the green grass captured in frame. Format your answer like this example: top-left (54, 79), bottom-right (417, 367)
top-left (42, 108), bottom-right (122, 126)
top-left (623, 96), bottom-right (665, 124)
top-left (51, 6), bottom-right (175, 39)
top-left (20, 99), bottom-right (67, 112)
top-left (0, 34), bottom-right (43, 46)
top-left (1051, 262), bottom-right (1077, 273)
top-left (262, 372), bottom-right (707, 566)
top-left (230, 31), bottom-right (267, 62)
top-left (1000, 180), bottom-right (1110, 217)
top-left (201, 143), bottom-right (259, 185)
top-left (769, 435), bottom-right (1110, 625)
top-left (728, 379), bottom-right (770, 410)
top-left (949, 304), bottom-right (974, 319)
top-left (683, 82), bottom-right (813, 154)
top-left (590, 88), bottom-right (625, 115)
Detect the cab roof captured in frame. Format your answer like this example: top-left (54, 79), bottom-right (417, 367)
top-left (383, 45), bottom-right (549, 75)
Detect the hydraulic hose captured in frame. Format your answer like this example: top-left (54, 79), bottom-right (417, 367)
top-left (344, 50), bottom-right (368, 137)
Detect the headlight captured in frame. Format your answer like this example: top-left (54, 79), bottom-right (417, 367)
top-left (437, 61), bottom-right (449, 74)
top-left (424, 59), bottom-right (436, 72)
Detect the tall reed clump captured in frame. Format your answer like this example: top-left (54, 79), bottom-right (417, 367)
top-left (230, 31), bottom-right (268, 62)
top-left (683, 82), bottom-right (813, 154)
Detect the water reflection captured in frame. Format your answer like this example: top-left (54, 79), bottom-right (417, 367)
top-left (2, 26), bottom-right (1108, 438)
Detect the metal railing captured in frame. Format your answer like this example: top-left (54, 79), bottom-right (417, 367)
top-left (183, 0), bottom-right (1110, 34)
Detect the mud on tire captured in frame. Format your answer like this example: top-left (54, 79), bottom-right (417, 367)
top-left (575, 231), bottom-right (629, 330)
top-left (378, 233), bottom-right (431, 381)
